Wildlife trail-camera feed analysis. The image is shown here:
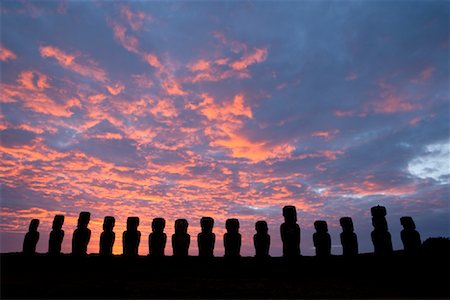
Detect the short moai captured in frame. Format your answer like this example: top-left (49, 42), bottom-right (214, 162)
top-left (254, 220), bottom-right (270, 258)
top-left (339, 217), bottom-right (358, 256)
top-left (100, 216), bottom-right (115, 256)
top-left (48, 215), bottom-right (65, 255)
top-left (400, 216), bottom-right (421, 254)
top-left (198, 217), bottom-right (215, 257)
top-left (172, 219), bottom-right (190, 257)
top-left (23, 219), bottom-right (40, 255)
top-left (280, 206), bottom-right (301, 257)
top-left (72, 212), bottom-right (91, 256)
top-left (224, 218), bottom-right (241, 258)
top-left (149, 218), bottom-right (167, 257)
top-left (371, 205), bottom-right (393, 256)
top-left (313, 220), bottom-right (331, 257)
top-left (123, 217), bottom-right (141, 256)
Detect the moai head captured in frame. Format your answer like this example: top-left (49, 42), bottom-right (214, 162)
top-left (283, 206), bottom-right (297, 223)
top-left (340, 217), bottom-right (354, 232)
top-left (175, 219), bottom-right (188, 235)
top-left (29, 219), bottom-right (40, 232)
top-left (226, 218), bottom-right (240, 233)
top-left (152, 218), bottom-right (166, 233)
top-left (371, 205), bottom-right (387, 218)
top-left (52, 215), bottom-right (65, 230)
top-left (314, 220), bottom-right (328, 233)
top-left (77, 212), bottom-right (91, 228)
top-left (127, 217), bottom-right (139, 231)
top-left (103, 216), bottom-right (115, 231)
top-left (255, 220), bottom-right (268, 234)
top-left (372, 216), bottom-right (388, 231)
top-left (400, 216), bottom-right (416, 230)
top-left (200, 217), bottom-right (214, 233)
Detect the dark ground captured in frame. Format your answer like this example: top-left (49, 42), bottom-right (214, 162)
top-left (1, 251), bottom-right (449, 299)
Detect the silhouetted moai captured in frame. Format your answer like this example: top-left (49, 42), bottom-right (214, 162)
top-left (100, 216), bottom-right (115, 256)
top-left (23, 219), bottom-right (40, 255)
top-left (48, 215), bottom-right (64, 255)
top-left (72, 212), bottom-right (91, 256)
top-left (339, 217), bottom-right (358, 256)
top-left (280, 206), bottom-right (301, 257)
top-left (123, 217), bottom-right (140, 256)
top-left (224, 218), bottom-right (241, 258)
top-left (149, 218), bottom-right (167, 257)
top-left (198, 217), bottom-right (215, 257)
top-left (400, 216), bottom-right (421, 254)
top-left (313, 220), bottom-right (331, 257)
top-left (371, 205), bottom-right (393, 256)
top-left (254, 220), bottom-right (270, 258)
top-left (172, 219), bottom-right (190, 257)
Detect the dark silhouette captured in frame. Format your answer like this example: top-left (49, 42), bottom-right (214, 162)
top-left (72, 212), bottom-right (91, 256)
top-left (22, 219), bottom-right (40, 255)
top-left (280, 206), bottom-right (301, 257)
top-left (224, 218), bottom-right (241, 258)
top-left (123, 217), bottom-right (140, 256)
top-left (400, 216), bottom-right (421, 254)
top-left (313, 220), bottom-right (331, 257)
top-left (339, 217), bottom-right (358, 256)
top-left (48, 215), bottom-right (64, 255)
top-left (422, 237), bottom-right (449, 257)
top-left (254, 220), bottom-right (270, 258)
top-left (198, 217), bottom-right (215, 257)
top-left (100, 216), bottom-right (115, 256)
top-left (371, 205), bottom-right (393, 256)
top-left (149, 218), bottom-right (167, 257)
top-left (172, 219), bottom-right (190, 257)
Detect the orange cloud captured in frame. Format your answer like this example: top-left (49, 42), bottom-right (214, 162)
top-left (161, 77), bottom-right (188, 96)
top-left (17, 70), bottom-right (49, 91)
top-left (106, 82), bottom-right (125, 95)
top-left (311, 130), bottom-right (340, 140)
top-left (144, 53), bottom-right (164, 71)
top-left (120, 6), bottom-right (152, 31)
top-left (132, 74), bottom-right (153, 88)
top-left (230, 47), bottom-right (268, 71)
top-left (188, 59), bottom-right (211, 72)
top-left (110, 22), bottom-right (140, 53)
top-left (150, 98), bottom-right (178, 118)
top-left (0, 45), bottom-right (17, 61)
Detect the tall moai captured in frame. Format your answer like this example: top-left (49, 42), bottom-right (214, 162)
top-left (72, 212), bottom-right (91, 256)
top-left (313, 220), bottom-right (331, 257)
top-left (23, 219), bottom-right (40, 255)
top-left (280, 206), bottom-right (301, 257)
top-left (123, 217), bottom-right (141, 256)
top-left (254, 220), bottom-right (270, 258)
top-left (400, 216), bottom-right (421, 254)
top-left (371, 205), bottom-right (393, 256)
top-left (149, 218), bottom-right (167, 257)
top-left (100, 216), bottom-right (115, 256)
top-left (172, 219), bottom-right (190, 257)
top-left (198, 217), bottom-right (215, 257)
top-left (339, 217), bottom-right (358, 256)
top-left (48, 215), bottom-right (65, 255)
top-left (224, 218), bottom-right (241, 258)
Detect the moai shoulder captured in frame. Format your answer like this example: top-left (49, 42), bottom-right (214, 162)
top-left (23, 219), bottom-right (40, 255)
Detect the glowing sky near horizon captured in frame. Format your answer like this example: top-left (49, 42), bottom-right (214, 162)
top-left (0, 1), bottom-right (449, 256)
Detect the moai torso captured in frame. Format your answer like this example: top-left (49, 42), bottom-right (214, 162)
top-left (149, 218), bottom-right (167, 257)
top-left (400, 216), bottom-right (421, 254)
top-left (123, 217), bottom-right (141, 256)
top-left (23, 219), bottom-right (40, 255)
top-left (72, 212), bottom-right (91, 256)
top-left (172, 219), bottom-right (190, 257)
top-left (339, 217), bottom-right (358, 256)
top-left (48, 215), bottom-right (65, 255)
top-left (280, 206), bottom-right (301, 257)
top-left (371, 206), bottom-right (393, 256)
top-left (254, 220), bottom-right (270, 258)
top-left (100, 216), bottom-right (115, 256)
top-left (313, 220), bottom-right (331, 257)
top-left (224, 218), bottom-right (241, 258)
top-left (198, 217), bottom-right (215, 257)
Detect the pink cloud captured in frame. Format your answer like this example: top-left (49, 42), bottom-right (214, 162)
top-left (17, 70), bottom-right (49, 91)
top-left (110, 22), bottom-right (140, 53)
top-left (0, 45), bottom-right (17, 61)
top-left (411, 66), bottom-right (435, 83)
top-left (311, 130), bottom-right (340, 140)
top-left (230, 47), bottom-right (268, 71)
top-left (106, 82), bottom-right (125, 95)
top-left (120, 6), bottom-right (152, 31)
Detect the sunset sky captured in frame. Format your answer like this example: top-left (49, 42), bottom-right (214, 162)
top-left (1, 1), bottom-right (448, 256)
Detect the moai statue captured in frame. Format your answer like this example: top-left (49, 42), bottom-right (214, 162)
top-left (123, 217), bottom-right (141, 256)
top-left (72, 212), bottom-right (91, 256)
top-left (280, 206), bottom-right (301, 257)
top-left (172, 219), bottom-right (190, 257)
top-left (339, 217), bottom-right (358, 256)
top-left (48, 215), bottom-right (65, 255)
top-left (149, 218), bottom-right (167, 257)
top-left (400, 216), bottom-right (421, 254)
top-left (224, 218), bottom-right (241, 258)
top-left (371, 205), bottom-right (393, 256)
top-left (254, 220), bottom-right (270, 258)
top-left (198, 217), bottom-right (215, 257)
top-left (23, 219), bottom-right (40, 255)
top-left (313, 220), bottom-right (331, 257)
top-left (100, 216), bottom-right (115, 256)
